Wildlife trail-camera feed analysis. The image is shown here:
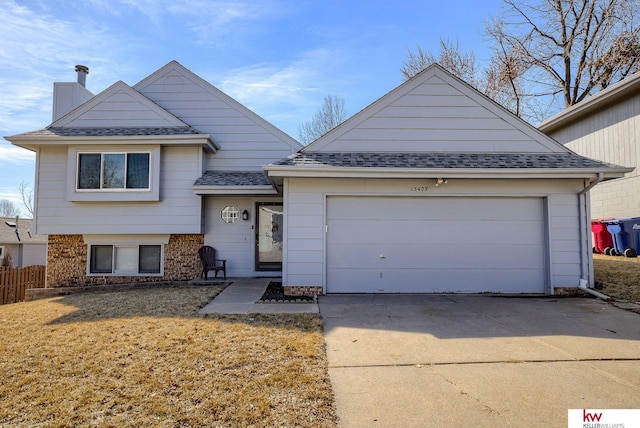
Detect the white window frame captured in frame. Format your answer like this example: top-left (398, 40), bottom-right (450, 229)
top-left (76, 152), bottom-right (151, 191)
top-left (67, 145), bottom-right (160, 202)
top-left (221, 204), bottom-right (240, 223)
top-left (0, 246), bottom-right (4, 259)
top-left (84, 234), bottom-right (170, 277)
top-left (87, 243), bottom-right (164, 276)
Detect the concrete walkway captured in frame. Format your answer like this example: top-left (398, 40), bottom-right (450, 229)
top-left (197, 278), bottom-right (319, 314)
top-left (319, 294), bottom-right (640, 427)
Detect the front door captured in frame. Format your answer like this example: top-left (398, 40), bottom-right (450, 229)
top-left (255, 203), bottom-right (283, 271)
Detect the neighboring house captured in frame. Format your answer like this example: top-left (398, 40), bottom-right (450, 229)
top-left (6, 61), bottom-right (629, 294)
top-left (0, 217), bottom-right (47, 267)
top-left (538, 72), bottom-right (640, 219)
top-left (264, 64), bottom-right (630, 295)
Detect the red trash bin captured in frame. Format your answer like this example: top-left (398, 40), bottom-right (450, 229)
top-left (591, 219), bottom-right (614, 254)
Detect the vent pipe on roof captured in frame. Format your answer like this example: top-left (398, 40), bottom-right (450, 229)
top-left (75, 65), bottom-right (89, 87)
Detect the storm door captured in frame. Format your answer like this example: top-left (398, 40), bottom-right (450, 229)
top-left (255, 203), bottom-right (283, 271)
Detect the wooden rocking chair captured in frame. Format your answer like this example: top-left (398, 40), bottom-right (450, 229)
top-left (198, 245), bottom-right (227, 280)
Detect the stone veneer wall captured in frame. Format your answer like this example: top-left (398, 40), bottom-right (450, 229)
top-left (284, 285), bottom-right (324, 296)
top-left (46, 234), bottom-right (204, 288)
top-left (553, 287), bottom-right (586, 297)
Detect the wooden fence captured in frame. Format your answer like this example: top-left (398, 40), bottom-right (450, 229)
top-left (0, 265), bottom-right (46, 305)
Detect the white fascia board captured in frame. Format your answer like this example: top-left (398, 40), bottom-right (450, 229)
top-left (8, 134), bottom-right (219, 152)
top-left (264, 166), bottom-right (632, 180)
top-left (190, 185), bottom-right (277, 195)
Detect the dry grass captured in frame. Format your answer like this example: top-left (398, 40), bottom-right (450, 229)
top-left (593, 254), bottom-right (640, 303)
top-left (0, 285), bottom-right (338, 427)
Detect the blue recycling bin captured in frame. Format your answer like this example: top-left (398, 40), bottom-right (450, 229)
top-left (605, 217), bottom-right (640, 257)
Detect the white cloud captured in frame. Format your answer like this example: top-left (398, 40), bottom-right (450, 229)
top-left (0, 0), bottom-right (134, 135)
top-left (0, 190), bottom-right (25, 212)
top-left (0, 143), bottom-right (35, 165)
top-left (216, 47), bottom-right (355, 137)
top-left (90, 0), bottom-right (288, 44)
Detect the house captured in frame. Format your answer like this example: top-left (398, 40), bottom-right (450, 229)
top-left (6, 61), bottom-right (301, 287)
top-left (264, 64), bottom-right (630, 295)
top-left (6, 61), bottom-right (629, 294)
top-left (538, 72), bottom-right (640, 219)
top-left (0, 217), bottom-right (47, 267)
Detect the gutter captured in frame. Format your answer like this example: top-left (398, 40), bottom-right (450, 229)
top-left (263, 166), bottom-right (629, 180)
top-left (579, 172), bottom-right (605, 195)
top-left (577, 172), bottom-right (604, 293)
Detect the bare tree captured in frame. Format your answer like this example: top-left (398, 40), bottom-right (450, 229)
top-left (298, 94), bottom-right (348, 145)
top-left (480, 35), bottom-right (536, 118)
top-left (18, 181), bottom-right (34, 219)
top-left (401, 39), bottom-right (481, 86)
top-left (0, 199), bottom-right (20, 217)
top-left (1, 249), bottom-right (12, 267)
top-left (486, 0), bottom-right (640, 116)
top-left (401, 38), bottom-right (525, 116)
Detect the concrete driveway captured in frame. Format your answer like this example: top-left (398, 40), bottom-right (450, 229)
top-left (319, 295), bottom-right (640, 427)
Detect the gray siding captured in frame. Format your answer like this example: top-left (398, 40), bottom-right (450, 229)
top-left (35, 146), bottom-right (202, 234)
top-left (284, 178), bottom-right (586, 292)
top-left (53, 83), bottom-right (186, 128)
top-left (134, 64), bottom-right (301, 170)
top-left (203, 196), bottom-right (282, 277)
top-left (308, 71), bottom-right (562, 153)
top-left (21, 244), bottom-right (47, 266)
top-left (546, 93), bottom-right (640, 218)
top-left (588, 177), bottom-right (640, 219)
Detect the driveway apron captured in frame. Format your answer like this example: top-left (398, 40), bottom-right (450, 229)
top-left (319, 294), bottom-right (640, 427)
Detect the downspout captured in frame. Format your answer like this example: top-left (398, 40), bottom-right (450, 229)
top-left (577, 172), bottom-right (604, 297)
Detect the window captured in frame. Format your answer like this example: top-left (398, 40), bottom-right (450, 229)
top-left (68, 146), bottom-right (160, 202)
top-left (221, 205), bottom-right (240, 223)
top-left (89, 244), bottom-right (162, 275)
top-left (77, 152), bottom-right (150, 190)
top-left (0, 246), bottom-right (4, 259)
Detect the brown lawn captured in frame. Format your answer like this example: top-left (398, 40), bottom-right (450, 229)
top-left (0, 285), bottom-right (338, 427)
top-left (593, 254), bottom-right (640, 304)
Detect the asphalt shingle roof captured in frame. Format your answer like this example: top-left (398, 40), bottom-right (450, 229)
top-left (0, 217), bottom-right (47, 244)
top-left (16, 126), bottom-right (202, 138)
top-left (272, 152), bottom-right (619, 170)
top-left (193, 171), bottom-right (272, 187)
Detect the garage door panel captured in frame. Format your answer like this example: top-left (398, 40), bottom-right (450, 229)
top-left (328, 197), bottom-right (542, 221)
top-left (328, 220), bottom-right (543, 246)
top-left (327, 243), bottom-right (544, 269)
top-left (327, 267), bottom-right (545, 293)
top-left (326, 196), bottom-right (546, 293)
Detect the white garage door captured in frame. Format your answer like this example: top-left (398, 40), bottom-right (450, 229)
top-left (326, 196), bottom-right (546, 293)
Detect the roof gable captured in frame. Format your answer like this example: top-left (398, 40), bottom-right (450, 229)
top-left (305, 64), bottom-right (568, 154)
top-left (51, 81), bottom-right (188, 128)
top-left (134, 61), bottom-right (302, 152)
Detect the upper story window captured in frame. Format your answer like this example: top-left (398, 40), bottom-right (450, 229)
top-left (77, 152), bottom-right (150, 190)
top-left (67, 145), bottom-right (160, 202)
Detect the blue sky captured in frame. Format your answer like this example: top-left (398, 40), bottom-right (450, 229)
top-left (0, 0), bottom-right (504, 215)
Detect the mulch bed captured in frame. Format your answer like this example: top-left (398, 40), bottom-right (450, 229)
top-left (260, 281), bottom-right (315, 303)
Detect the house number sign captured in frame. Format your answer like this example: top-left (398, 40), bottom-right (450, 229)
top-left (410, 186), bottom-right (429, 192)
